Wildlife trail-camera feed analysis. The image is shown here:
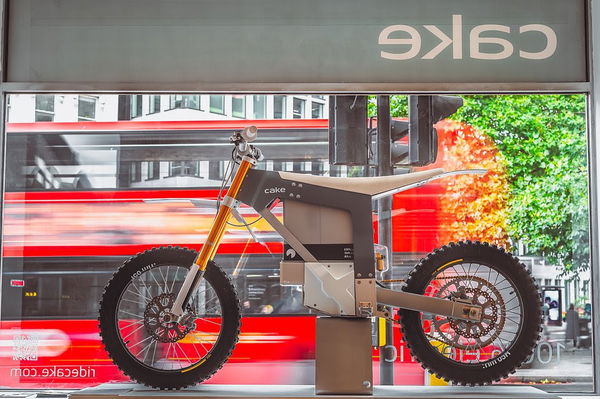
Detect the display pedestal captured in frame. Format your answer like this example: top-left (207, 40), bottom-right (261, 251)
top-left (315, 317), bottom-right (373, 394)
top-left (69, 384), bottom-right (560, 399)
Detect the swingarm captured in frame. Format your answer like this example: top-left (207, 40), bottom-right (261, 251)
top-left (376, 286), bottom-right (482, 322)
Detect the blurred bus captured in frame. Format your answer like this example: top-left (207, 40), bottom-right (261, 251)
top-left (0, 120), bottom-right (447, 388)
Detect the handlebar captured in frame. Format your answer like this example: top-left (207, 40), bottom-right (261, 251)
top-left (241, 126), bottom-right (258, 142)
top-left (232, 126), bottom-right (263, 161)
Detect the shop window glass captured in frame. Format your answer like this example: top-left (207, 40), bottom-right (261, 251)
top-left (0, 93), bottom-right (594, 392)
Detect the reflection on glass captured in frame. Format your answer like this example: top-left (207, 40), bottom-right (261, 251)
top-left (4, 125), bottom-right (329, 191)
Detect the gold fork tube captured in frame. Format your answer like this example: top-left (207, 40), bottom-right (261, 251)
top-left (194, 158), bottom-right (253, 270)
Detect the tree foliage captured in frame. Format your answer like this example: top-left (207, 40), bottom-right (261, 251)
top-left (368, 96), bottom-right (408, 118)
top-left (372, 94), bottom-right (589, 275)
top-left (452, 95), bottom-right (589, 275)
top-left (434, 120), bottom-right (510, 248)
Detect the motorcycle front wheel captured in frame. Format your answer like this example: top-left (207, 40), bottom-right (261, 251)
top-left (99, 247), bottom-right (240, 389)
top-left (399, 241), bottom-right (542, 385)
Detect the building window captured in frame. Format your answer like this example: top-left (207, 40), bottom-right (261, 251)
top-left (35, 95), bottom-right (55, 122)
top-left (274, 96), bottom-right (286, 119)
top-left (311, 102), bottom-right (324, 119)
top-left (147, 161), bottom-right (160, 180)
top-left (232, 96), bottom-right (246, 118)
top-left (208, 161), bottom-right (223, 180)
top-left (313, 95), bottom-right (326, 100)
top-left (253, 95), bottom-right (266, 119)
top-left (130, 162), bottom-right (142, 183)
top-left (169, 95), bottom-right (200, 110)
top-left (210, 96), bottom-right (225, 114)
top-left (170, 161), bottom-right (199, 177)
top-left (78, 96), bottom-right (97, 121)
top-left (293, 98), bottom-right (305, 119)
top-left (149, 95), bottom-right (161, 114)
top-left (131, 95), bottom-right (143, 118)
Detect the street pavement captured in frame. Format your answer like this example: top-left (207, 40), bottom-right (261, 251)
top-left (505, 325), bottom-right (594, 393)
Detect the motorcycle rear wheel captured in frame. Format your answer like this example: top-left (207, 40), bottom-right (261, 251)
top-left (399, 241), bottom-right (542, 385)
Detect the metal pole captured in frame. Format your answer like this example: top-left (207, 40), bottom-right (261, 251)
top-left (588, 0), bottom-right (600, 393)
top-left (0, 0), bottom-right (8, 324)
top-left (377, 95), bottom-right (394, 385)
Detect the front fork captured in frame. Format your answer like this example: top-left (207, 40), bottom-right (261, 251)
top-left (169, 158), bottom-right (254, 319)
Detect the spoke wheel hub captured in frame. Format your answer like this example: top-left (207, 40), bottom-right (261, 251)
top-left (144, 293), bottom-right (193, 343)
top-left (436, 275), bottom-right (507, 350)
top-left (449, 288), bottom-right (497, 338)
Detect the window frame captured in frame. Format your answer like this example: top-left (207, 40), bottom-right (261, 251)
top-left (311, 101), bottom-right (324, 119)
top-left (149, 95), bottom-right (162, 114)
top-left (209, 95), bottom-right (225, 114)
top-left (146, 161), bottom-right (160, 180)
top-left (274, 95), bottom-right (287, 119)
top-left (232, 95), bottom-right (246, 118)
top-left (34, 95), bottom-right (55, 122)
top-left (77, 95), bottom-right (98, 121)
top-left (169, 160), bottom-right (200, 177)
top-left (292, 97), bottom-right (305, 119)
top-left (130, 94), bottom-right (143, 119)
top-left (129, 161), bottom-right (142, 183)
top-left (253, 95), bottom-right (267, 119)
top-left (168, 95), bottom-right (201, 111)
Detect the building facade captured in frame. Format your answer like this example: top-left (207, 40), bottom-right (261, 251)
top-left (7, 94), bottom-right (327, 123)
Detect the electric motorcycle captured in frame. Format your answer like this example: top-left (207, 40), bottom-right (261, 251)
top-left (99, 126), bottom-right (542, 389)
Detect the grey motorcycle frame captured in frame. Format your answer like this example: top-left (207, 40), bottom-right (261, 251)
top-left (236, 168), bottom-right (482, 322)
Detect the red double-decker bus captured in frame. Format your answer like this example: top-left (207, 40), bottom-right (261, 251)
top-left (0, 120), bottom-right (449, 388)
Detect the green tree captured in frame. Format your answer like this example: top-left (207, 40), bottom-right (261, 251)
top-left (453, 95), bottom-right (589, 275)
top-left (368, 95), bottom-right (408, 118)
top-left (370, 94), bottom-right (589, 274)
